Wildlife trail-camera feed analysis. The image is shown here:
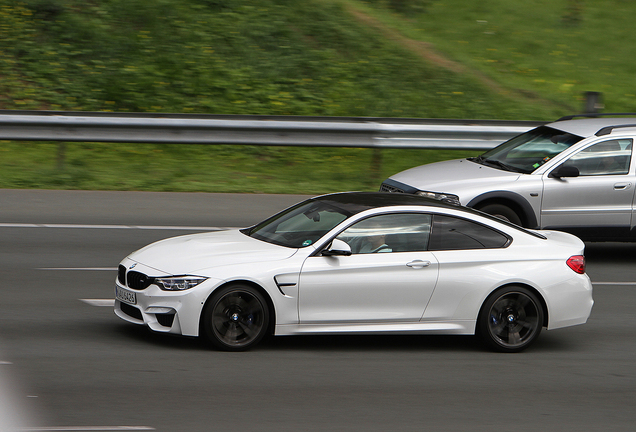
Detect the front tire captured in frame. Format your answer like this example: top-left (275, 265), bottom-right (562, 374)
top-left (477, 203), bottom-right (522, 226)
top-left (478, 286), bottom-right (543, 353)
top-left (202, 284), bottom-right (269, 351)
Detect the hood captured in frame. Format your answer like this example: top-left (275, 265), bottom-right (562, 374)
top-left (389, 159), bottom-right (522, 193)
top-left (128, 229), bottom-right (298, 275)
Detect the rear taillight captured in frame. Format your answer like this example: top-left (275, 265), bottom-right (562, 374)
top-left (567, 255), bottom-right (586, 274)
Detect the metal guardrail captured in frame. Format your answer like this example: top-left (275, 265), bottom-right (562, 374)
top-left (0, 110), bottom-right (546, 150)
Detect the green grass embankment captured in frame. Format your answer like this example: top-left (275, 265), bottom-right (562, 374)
top-left (1, 0), bottom-right (631, 193)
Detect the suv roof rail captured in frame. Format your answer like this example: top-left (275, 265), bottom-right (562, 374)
top-left (595, 124), bottom-right (636, 136)
top-left (557, 113), bottom-right (636, 121)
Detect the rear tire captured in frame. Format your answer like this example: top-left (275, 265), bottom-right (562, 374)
top-left (202, 284), bottom-right (269, 351)
top-left (477, 203), bottom-right (522, 226)
top-left (478, 286), bottom-right (543, 353)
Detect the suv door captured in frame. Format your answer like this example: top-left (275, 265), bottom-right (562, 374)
top-left (541, 138), bottom-right (635, 239)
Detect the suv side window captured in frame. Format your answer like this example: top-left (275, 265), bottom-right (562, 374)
top-left (562, 139), bottom-right (632, 176)
top-left (428, 214), bottom-right (510, 250)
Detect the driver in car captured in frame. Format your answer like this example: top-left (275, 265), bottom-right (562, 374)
top-left (358, 229), bottom-right (392, 254)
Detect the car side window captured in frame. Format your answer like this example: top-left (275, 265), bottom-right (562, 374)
top-left (428, 214), bottom-right (510, 250)
top-left (336, 213), bottom-right (432, 254)
top-left (561, 139), bottom-right (632, 176)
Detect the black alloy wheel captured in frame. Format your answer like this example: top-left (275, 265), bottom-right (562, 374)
top-left (478, 286), bottom-right (543, 353)
top-left (202, 284), bottom-right (269, 351)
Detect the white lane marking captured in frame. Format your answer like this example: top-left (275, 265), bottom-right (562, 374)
top-left (0, 361), bottom-right (12, 365)
top-left (19, 427), bottom-right (155, 431)
top-left (0, 223), bottom-right (227, 230)
top-left (38, 268), bottom-right (117, 271)
top-left (592, 282), bottom-right (636, 285)
top-left (80, 283), bottom-right (633, 309)
top-left (80, 299), bottom-right (115, 307)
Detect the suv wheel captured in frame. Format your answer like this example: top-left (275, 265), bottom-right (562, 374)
top-left (477, 204), bottom-right (522, 226)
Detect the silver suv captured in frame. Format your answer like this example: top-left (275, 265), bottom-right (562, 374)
top-left (381, 115), bottom-right (636, 241)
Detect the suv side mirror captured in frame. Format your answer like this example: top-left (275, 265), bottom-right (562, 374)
top-left (321, 239), bottom-right (352, 256)
top-left (550, 165), bottom-right (580, 178)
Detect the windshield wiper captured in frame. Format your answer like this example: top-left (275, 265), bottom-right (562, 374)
top-left (468, 155), bottom-right (519, 171)
top-left (481, 158), bottom-right (525, 173)
top-left (467, 155), bottom-right (485, 164)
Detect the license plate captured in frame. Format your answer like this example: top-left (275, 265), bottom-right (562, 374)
top-left (115, 285), bottom-right (137, 305)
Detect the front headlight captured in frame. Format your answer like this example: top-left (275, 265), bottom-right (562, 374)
top-left (415, 191), bottom-right (460, 205)
top-left (154, 276), bottom-right (208, 291)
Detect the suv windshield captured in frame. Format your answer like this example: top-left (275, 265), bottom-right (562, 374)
top-left (242, 200), bottom-right (351, 248)
top-left (470, 126), bottom-right (583, 174)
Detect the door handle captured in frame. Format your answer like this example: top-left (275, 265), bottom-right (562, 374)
top-left (614, 182), bottom-right (632, 190)
top-left (406, 260), bottom-right (431, 268)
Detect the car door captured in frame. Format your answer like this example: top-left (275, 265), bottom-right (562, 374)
top-left (541, 138), bottom-right (635, 238)
top-left (298, 212), bottom-right (439, 324)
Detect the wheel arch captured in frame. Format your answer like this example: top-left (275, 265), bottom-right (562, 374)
top-left (467, 191), bottom-right (538, 228)
top-left (478, 282), bottom-right (549, 328)
top-left (199, 279), bottom-right (277, 336)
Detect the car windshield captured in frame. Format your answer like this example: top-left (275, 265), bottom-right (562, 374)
top-left (242, 200), bottom-right (351, 248)
top-left (469, 126), bottom-right (583, 174)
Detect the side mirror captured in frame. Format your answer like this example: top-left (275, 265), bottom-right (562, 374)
top-left (321, 239), bottom-right (352, 256)
top-left (550, 165), bottom-right (580, 178)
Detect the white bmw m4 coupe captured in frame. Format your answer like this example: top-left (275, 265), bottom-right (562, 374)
top-left (115, 192), bottom-right (593, 352)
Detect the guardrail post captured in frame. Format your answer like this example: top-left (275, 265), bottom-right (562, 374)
top-left (370, 148), bottom-right (382, 186)
top-left (583, 91), bottom-right (603, 114)
top-left (57, 142), bottom-right (66, 170)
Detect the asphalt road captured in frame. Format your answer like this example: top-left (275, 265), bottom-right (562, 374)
top-left (1, 189), bottom-right (635, 432)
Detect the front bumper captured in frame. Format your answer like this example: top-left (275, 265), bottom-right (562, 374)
top-left (114, 279), bottom-right (211, 337)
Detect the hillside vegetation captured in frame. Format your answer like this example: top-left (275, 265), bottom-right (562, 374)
top-left (0, 0), bottom-right (632, 193)
top-left (354, 0), bottom-right (636, 113)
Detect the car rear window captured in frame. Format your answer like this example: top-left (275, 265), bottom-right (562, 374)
top-left (428, 214), bottom-right (511, 250)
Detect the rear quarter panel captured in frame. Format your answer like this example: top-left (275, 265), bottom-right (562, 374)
top-left (421, 228), bottom-right (592, 329)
